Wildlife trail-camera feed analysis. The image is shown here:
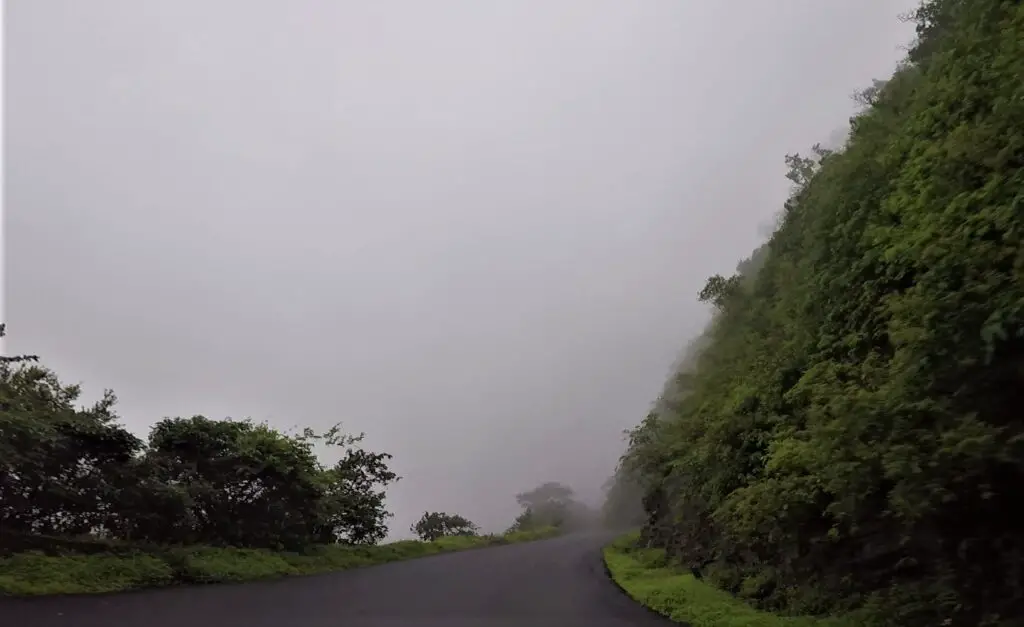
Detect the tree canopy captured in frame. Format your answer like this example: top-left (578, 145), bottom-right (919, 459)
top-left (0, 326), bottom-right (398, 550)
top-left (509, 481), bottom-right (596, 533)
top-left (411, 512), bottom-right (479, 541)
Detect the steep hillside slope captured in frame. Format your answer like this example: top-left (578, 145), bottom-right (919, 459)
top-left (612, 1), bottom-right (1024, 625)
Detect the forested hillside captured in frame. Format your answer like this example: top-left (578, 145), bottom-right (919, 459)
top-left (604, 0), bottom-right (1024, 625)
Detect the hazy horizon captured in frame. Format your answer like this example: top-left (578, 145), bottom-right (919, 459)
top-left (6, 0), bottom-right (918, 538)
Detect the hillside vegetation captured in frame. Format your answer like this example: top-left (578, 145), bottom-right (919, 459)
top-left (604, 533), bottom-right (854, 627)
top-left (0, 326), bottom-right (589, 595)
top-left (604, 1), bottom-right (1024, 625)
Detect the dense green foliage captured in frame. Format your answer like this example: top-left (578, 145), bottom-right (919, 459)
top-left (0, 329), bottom-right (399, 550)
top-left (410, 511), bottom-right (479, 541)
top-left (606, 1), bottom-right (1024, 625)
top-left (0, 526), bottom-right (560, 596)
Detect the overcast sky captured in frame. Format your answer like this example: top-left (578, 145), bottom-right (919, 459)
top-left (6, 0), bottom-right (917, 537)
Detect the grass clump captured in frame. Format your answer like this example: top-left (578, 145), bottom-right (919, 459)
top-left (0, 526), bottom-right (560, 596)
top-left (0, 551), bottom-right (176, 596)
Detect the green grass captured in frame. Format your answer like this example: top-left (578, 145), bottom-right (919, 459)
top-left (0, 527), bottom-right (560, 596)
top-left (603, 533), bottom-right (863, 627)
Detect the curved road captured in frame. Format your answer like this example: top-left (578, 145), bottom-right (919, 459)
top-left (0, 532), bottom-right (674, 627)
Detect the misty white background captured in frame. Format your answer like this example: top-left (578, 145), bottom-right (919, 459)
top-left (7, 1), bottom-right (916, 537)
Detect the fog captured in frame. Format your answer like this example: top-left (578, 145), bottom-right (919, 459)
top-left (6, 1), bottom-right (917, 537)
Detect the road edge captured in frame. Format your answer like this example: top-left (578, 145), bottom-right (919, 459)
top-left (601, 533), bottom-right (691, 626)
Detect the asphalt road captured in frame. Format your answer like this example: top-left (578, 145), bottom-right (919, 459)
top-left (0, 532), bottom-right (675, 627)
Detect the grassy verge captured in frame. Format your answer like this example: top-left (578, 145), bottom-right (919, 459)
top-left (0, 527), bottom-right (560, 597)
top-left (603, 533), bottom-right (862, 627)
